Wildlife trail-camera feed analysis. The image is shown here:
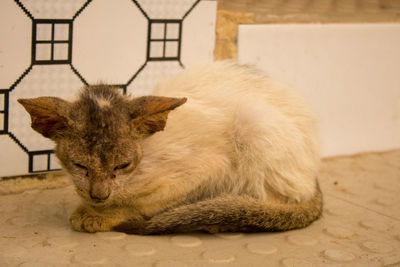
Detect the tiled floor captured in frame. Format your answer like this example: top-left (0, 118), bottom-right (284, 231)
top-left (1, 150), bottom-right (399, 266)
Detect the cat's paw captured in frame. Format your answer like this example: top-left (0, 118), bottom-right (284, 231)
top-left (69, 206), bottom-right (112, 233)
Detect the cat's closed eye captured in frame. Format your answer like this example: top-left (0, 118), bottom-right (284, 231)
top-left (74, 162), bottom-right (87, 170)
top-left (114, 162), bottom-right (131, 171)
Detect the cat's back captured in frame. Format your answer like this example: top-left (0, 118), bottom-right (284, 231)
top-left (153, 61), bottom-right (317, 133)
top-left (153, 61), bottom-right (274, 104)
top-left (154, 61), bottom-right (310, 114)
top-left (148, 62), bottom-right (320, 202)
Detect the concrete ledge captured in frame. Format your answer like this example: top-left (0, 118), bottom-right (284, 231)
top-left (0, 171), bottom-right (71, 195)
top-left (215, 0), bottom-right (400, 59)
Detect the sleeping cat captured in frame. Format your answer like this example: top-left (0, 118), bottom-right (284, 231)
top-left (18, 62), bottom-right (322, 234)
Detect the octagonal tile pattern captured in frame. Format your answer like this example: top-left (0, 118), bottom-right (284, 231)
top-left (73, 0), bottom-right (148, 84)
top-left (0, 150), bottom-right (399, 266)
top-left (181, 0), bottom-right (217, 67)
top-left (20, 0), bottom-right (89, 19)
top-left (127, 61), bottom-right (183, 97)
top-left (136, 0), bottom-right (199, 19)
top-left (0, 0), bottom-right (31, 89)
top-left (0, 135), bottom-right (29, 177)
top-left (0, 0), bottom-right (216, 176)
top-left (9, 65), bottom-right (84, 151)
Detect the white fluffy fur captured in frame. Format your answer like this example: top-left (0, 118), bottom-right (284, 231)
top-left (123, 62), bottom-right (320, 216)
top-left (122, 62), bottom-right (321, 215)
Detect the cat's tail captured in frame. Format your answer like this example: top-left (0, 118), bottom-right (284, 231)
top-left (114, 182), bottom-right (323, 234)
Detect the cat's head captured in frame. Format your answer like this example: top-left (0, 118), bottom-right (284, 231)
top-left (18, 85), bottom-right (186, 205)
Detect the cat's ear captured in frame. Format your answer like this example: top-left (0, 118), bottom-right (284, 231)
top-left (130, 96), bottom-right (187, 137)
top-left (18, 97), bottom-right (72, 140)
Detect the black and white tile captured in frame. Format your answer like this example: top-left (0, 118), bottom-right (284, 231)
top-left (0, 0), bottom-right (216, 176)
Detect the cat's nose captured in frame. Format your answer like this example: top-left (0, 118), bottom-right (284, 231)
top-left (90, 182), bottom-right (110, 202)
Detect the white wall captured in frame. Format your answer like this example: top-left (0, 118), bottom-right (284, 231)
top-left (238, 23), bottom-right (400, 157)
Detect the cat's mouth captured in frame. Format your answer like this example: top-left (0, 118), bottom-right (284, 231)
top-left (87, 196), bottom-right (112, 206)
top-left (90, 193), bottom-right (110, 203)
top-left (88, 192), bottom-right (113, 206)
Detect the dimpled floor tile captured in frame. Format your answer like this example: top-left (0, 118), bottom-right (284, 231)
top-left (124, 243), bottom-right (156, 256)
top-left (323, 249), bottom-right (356, 262)
top-left (320, 150), bottom-right (400, 220)
top-left (245, 242), bottom-right (278, 255)
top-left (0, 150), bottom-right (400, 266)
top-left (170, 235), bottom-right (202, 247)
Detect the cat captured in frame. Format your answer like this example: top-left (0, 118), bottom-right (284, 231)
top-left (18, 61), bottom-right (322, 234)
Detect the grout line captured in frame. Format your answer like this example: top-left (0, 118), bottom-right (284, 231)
top-left (325, 192), bottom-right (400, 222)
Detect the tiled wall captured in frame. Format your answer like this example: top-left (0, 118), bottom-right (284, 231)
top-left (0, 0), bottom-right (216, 177)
